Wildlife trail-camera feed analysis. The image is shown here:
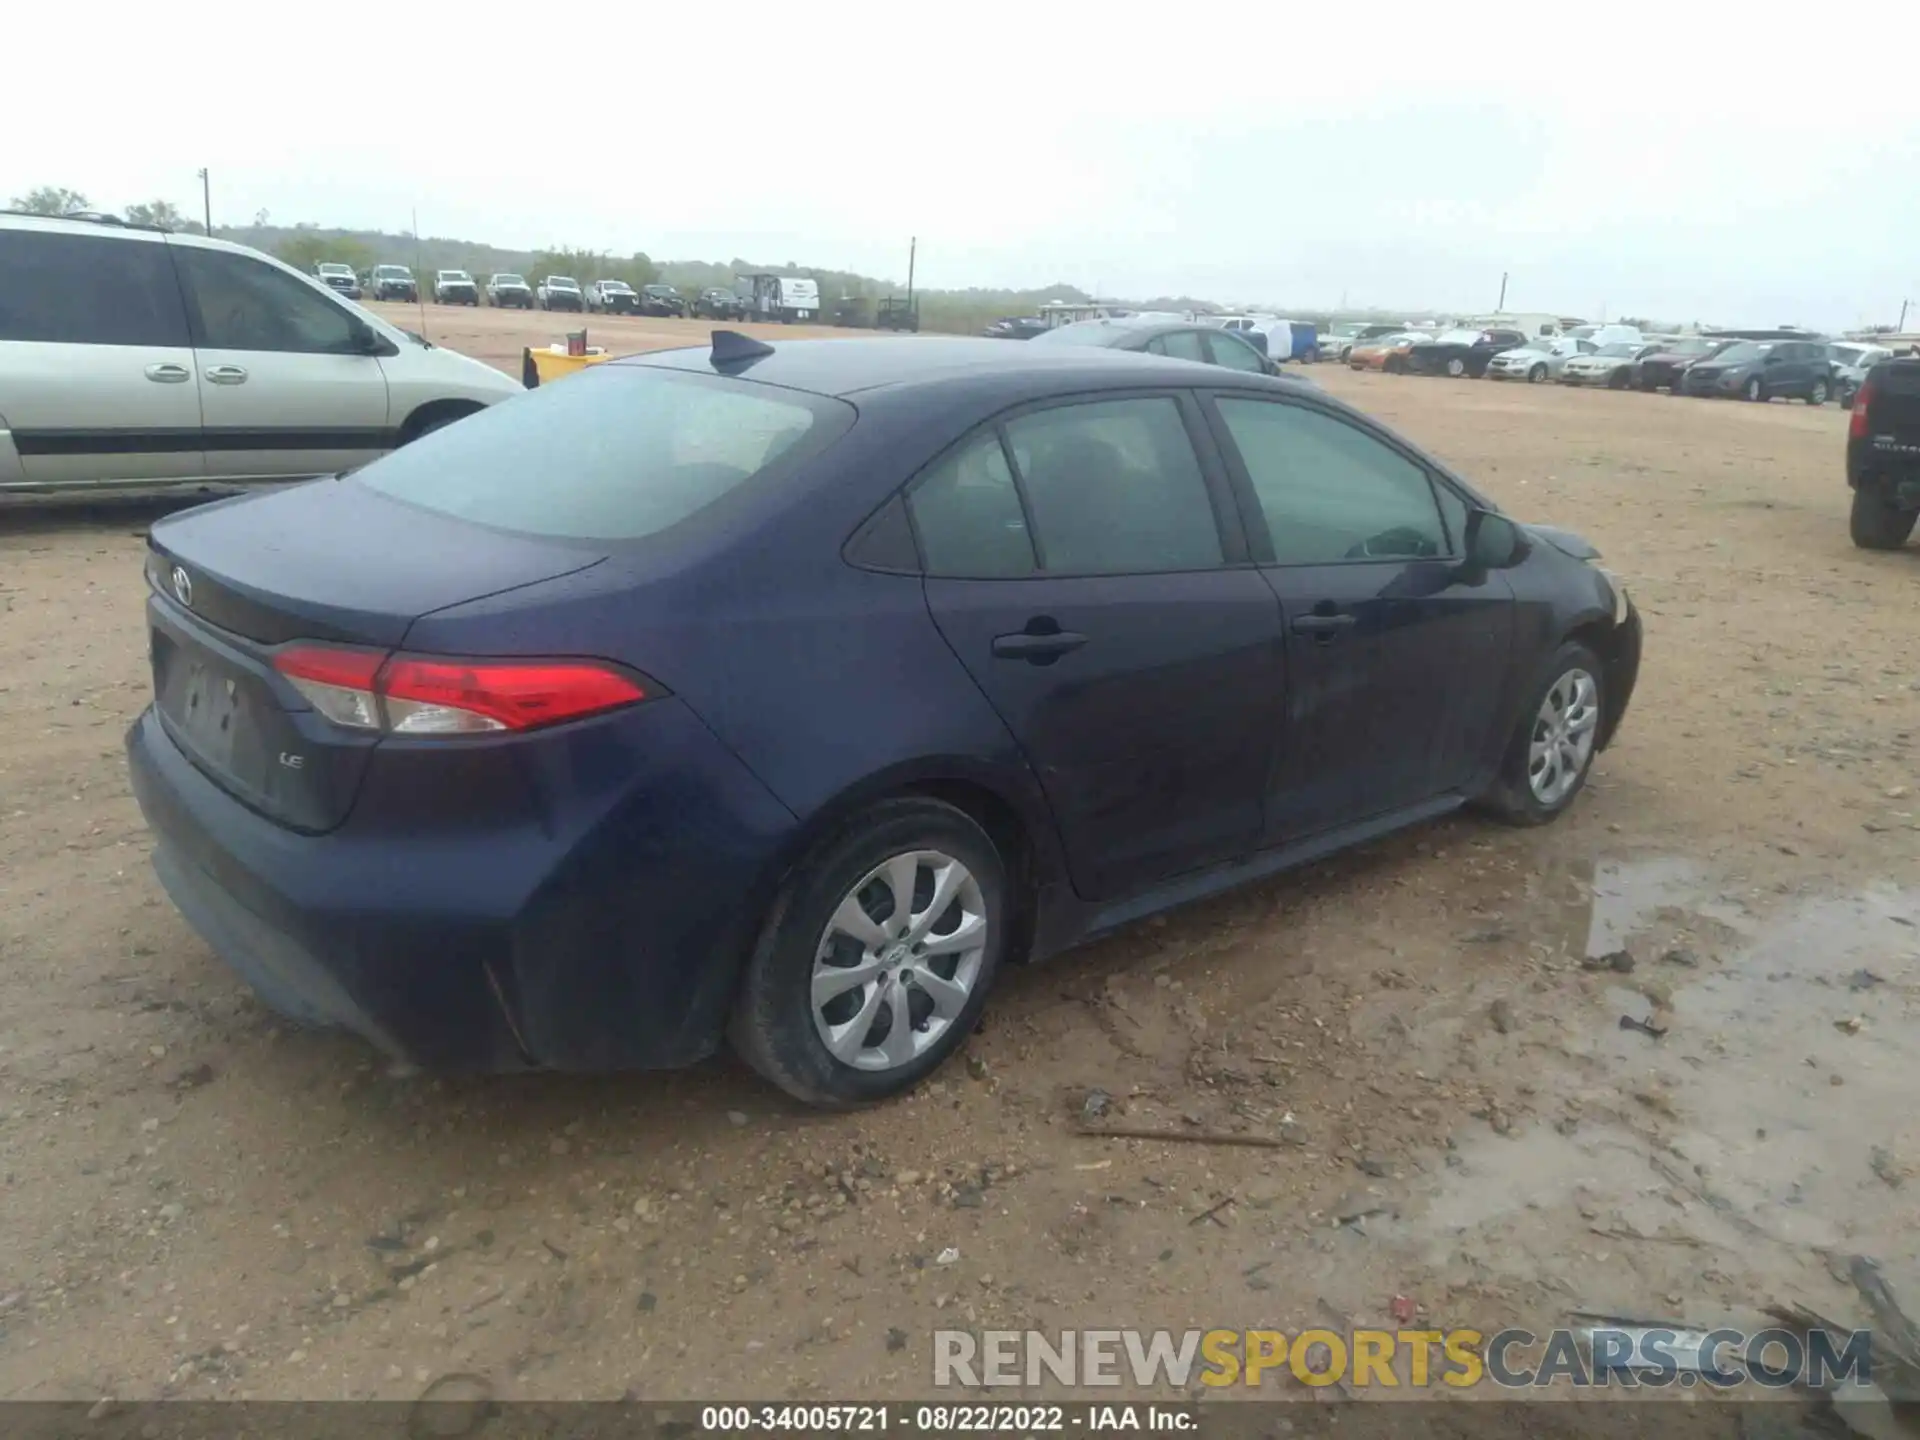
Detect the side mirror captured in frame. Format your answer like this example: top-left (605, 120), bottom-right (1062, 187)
top-left (348, 318), bottom-right (396, 357)
top-left (1461, 509), bottom-right (1527, 580)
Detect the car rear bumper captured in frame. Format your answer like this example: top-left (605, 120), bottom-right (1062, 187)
top-left (126, 698), bottom-right (799, 1073)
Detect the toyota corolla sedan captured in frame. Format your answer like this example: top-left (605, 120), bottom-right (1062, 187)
top-left (127, 334), bottom-right (1642, 1105)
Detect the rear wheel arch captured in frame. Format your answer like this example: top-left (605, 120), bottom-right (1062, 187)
top-left (398, 398), bottom-right (486, 444)
top-left (752, 768), bottom-right (1057, 974)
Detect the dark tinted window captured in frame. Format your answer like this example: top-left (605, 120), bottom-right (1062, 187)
top-left (908, 432), bottom-right (1035, 578)
top-left (1003, 398), bottom-right (1223, 573)
top-left (1216, 398), bottom-right (1446, 564)
top-left (1155, 330), bottom-right (1208, 362)
top-left (0, 229), bottom-right (190, 347)
top-left (359, 367), bottom-right (837, 541)
top-left (176, 247), bottom-right (363, 354)
top-left (1205, 331), bottom-right (1266, 373)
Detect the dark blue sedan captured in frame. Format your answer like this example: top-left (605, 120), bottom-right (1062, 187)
top-left (127, 332), bottom-right (1642, 1105)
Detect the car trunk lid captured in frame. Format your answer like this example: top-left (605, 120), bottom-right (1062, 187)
top-left (144, 480), bottom-right (605, 831)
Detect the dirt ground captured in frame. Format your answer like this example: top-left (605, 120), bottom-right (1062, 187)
top-left (2, 336), bottom-right (1917, 1407)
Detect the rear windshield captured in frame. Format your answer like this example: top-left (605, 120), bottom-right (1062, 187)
top-left (355, 368), bottom-right (847, 541)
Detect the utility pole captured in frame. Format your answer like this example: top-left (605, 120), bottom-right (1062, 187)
top-left (1496, 272), bottom-right (1508, 312)
top-left (1899, 298), bottom-right (1911, 333)
top-left (906, 236), bottom-right (917, 308)
top-left (196, 168), bottom-right (211, 234)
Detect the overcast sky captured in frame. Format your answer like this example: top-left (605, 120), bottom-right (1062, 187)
top-left (10, 2), bottom-right (1916, 328)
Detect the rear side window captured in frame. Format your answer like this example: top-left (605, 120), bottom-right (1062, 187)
top-left (1204, 331), bottom-right (1265, 373)
top-left (908, 433), bottom-right (1035, 577)
top-left (0, 229), bottom-right (190, 347)
top-left (1150, 330), bottom-right (1208, 363)
top-left (358, 367), bottom-right (840, 541)
top-left (1004, 397), bottom-right (1223, 573)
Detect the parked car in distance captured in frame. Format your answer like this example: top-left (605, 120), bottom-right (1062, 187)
top-left (1846, 356), bottom-right (1920, 547)
top-left (367, 264), bottom-right (418, 303)
top-left (1631, 336), bottom-right (1735, 394)
top-left (536, 276), bottom-right (584, 312)
top-left (585, 279), bottom-right (641, 314)
top-left (314, 263), bottom-right (362, 300)
top-left (1328, 323), bottom-right (1404, 362)
top-left (639, 284), bottom-right (688, 318)
top-left (1029, 318), bottom-right (1281, 376)
top-left (1558, 341), bottom-right (1661, 390)
top-left (1406, 328), bottom-right (1529, 378)
top-left (1681, 339), bottom-right (1832, 404)
top-left (1485, 337), bottom-right (1594, 384)
top-left (693, 287), bottom-right (747, 320)
top-left (433, 270), bottom-right (479, 306)
top-left (1830, 342), bottom-right (1896, 409)
top-left (983, 316), bottom-right (1050, 340)
top-left (1347, 331), bottom-right (1429, 374)
top-left (123, 333), bottom-right (1641, 1103)
top-left (0, 211), bottom-right (520, 495)
top-left (486, 273), bottom-right (534, 309)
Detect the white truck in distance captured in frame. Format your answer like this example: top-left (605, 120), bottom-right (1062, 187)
top-left (740, 274), bottom-right (819, 324)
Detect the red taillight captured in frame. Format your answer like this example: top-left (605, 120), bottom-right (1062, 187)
top-left (1851, 380), bottom-right (1874, 438)
top-left (271, 645), bottom-right (647, 735)
top-left (380, 657), bottom-right (646, 734)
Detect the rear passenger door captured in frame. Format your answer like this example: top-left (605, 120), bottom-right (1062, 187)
top-left (0, 226), bottom-right (206, 487)
top-left (171, 243), bottom-right (393, 481)
top-left (910, 393), bottom-right (1287, 902)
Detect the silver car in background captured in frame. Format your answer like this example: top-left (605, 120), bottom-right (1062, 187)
top-left (1559, 341), bottom-right (1658, 389)
top-left (1829, 342), bottom-right (1894, 409)
top-left (1486, 336), bottom-right (1593, 383)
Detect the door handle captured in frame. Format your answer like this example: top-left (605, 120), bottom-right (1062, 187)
top-left (145, 363), bottom-right (191, 384)
top-left (992, 629), bottom-right (1088, 662)
top-left (1291, 612), bottom-right (1357, 638)
top-left (204, 365), bottom-right (249, 385)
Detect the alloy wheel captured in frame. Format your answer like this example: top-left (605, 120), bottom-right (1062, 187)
top-left (1528, 669), bottom-right (1599, 807)
top-left (810, 851), bottom-right (987, 1072)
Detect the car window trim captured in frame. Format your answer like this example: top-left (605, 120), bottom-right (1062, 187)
top-left (897, 386), bottom-right (1252, 581)
top-left (1196, 388), bottom-right (1468, 566)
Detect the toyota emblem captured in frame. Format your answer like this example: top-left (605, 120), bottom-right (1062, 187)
top-left (171, 565), bottom-right (193, 607)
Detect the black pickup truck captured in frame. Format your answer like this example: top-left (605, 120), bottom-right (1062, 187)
top-left (1847, 356), bottom-right (1920, 548)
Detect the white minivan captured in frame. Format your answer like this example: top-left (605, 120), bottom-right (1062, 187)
top-left (0, 212), bottom-right (519, 493)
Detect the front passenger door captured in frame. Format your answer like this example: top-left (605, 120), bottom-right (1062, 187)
top-left (911, 394), bottom-right (1286, 901)
top-left (1204, 393), bottom-right (1515, 842)
top-left (172, 245), bottom-right (392, 480)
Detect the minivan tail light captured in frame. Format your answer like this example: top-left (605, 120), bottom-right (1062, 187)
top-left (1851, 381), bottom-right (1874, 438)
top-left (272, 645), bottom-right (647, 734)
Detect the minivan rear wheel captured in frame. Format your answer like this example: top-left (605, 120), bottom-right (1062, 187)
top-left (730, 798), bottom-right (1007, 1107)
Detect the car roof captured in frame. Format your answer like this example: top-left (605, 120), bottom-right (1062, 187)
top-left (620, 336), bottom-right (1291, 400)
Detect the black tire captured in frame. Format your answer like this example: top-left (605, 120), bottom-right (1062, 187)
top-left (1445, 356), bottom-right (1466, 378)
top-left (1528, 364), bottom-right (1547, 383)
top-left (1850, 486), bottom-right (1917, 550)
top-left (1745, 376), bottom-right (1766, 402)
top-left (729, 797), bottom-right (1009, 1107)
top-left (1607, 369), bottom-right (1629, 390)
top-left (1808, 378), bottom-right (1828, 406)
top-left (1476, 641), bottom-right (1607, 826)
